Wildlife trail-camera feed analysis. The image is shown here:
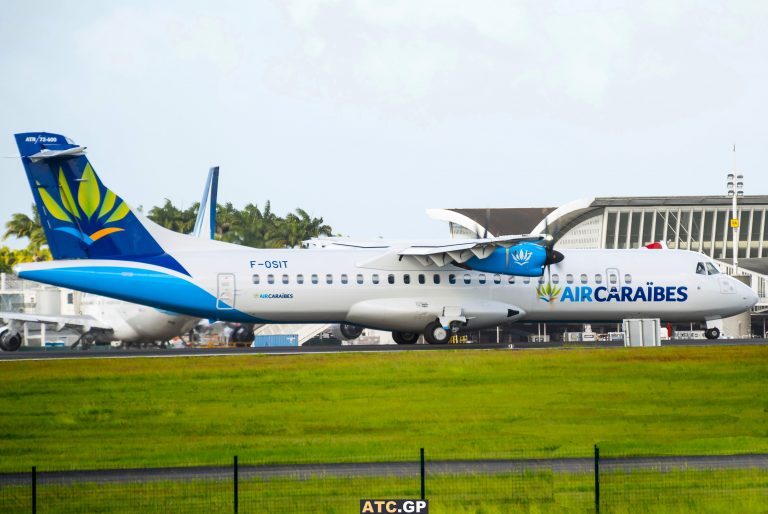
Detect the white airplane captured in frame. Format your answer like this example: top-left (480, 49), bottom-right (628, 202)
top-left (5, 132), bottom-right (759, 348)
top-left (0, 166), bottom-right (219, 351)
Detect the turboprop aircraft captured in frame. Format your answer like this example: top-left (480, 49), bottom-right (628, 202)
top-left (0, 165), bottom-right (219, 351)
top-left (7, 132), bottom-right (759, 346)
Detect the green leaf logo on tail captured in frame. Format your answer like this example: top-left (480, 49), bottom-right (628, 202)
top-left (37, 164), bottom-right (131, 245)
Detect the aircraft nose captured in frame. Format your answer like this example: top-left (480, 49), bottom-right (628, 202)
top-left (734, 279), bottom-right (759, 309)
top-left (745, 284), bottom-right (759, 309)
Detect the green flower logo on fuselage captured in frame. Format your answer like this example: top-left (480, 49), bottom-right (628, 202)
top-left (36, 163), bottom-right (130, 244)
top-left (536, 282), bottom-right (562, 302)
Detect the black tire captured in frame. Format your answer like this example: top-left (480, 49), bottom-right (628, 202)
top-left (424, 321), bottom-right (450, 345)
top-left (392, 331), bottom-right (419, 344)
top-left (705, 327), bottom-right (720, 340)
top-left (80, 334), bottom-right (95, 350)
top-left (0, 332), bottom-right (22, 351)
top-left (339, 323), bottom-right (364, 340)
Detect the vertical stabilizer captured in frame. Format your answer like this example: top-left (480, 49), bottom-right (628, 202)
top-left (192, 167), bottom-right (219, 239)
top-left (15, 132), bottom-right (188, 275)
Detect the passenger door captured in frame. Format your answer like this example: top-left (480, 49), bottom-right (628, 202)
top-left (217, 273), bottom-right (236, 310)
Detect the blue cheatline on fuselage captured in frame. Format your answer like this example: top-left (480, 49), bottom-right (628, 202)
top-left (17, 266), bottom-right (263, 323)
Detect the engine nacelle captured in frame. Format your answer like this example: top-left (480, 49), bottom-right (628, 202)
top-left (330, 323), bottom-right (364, 341)
top-left (465, 243), bottom-right (548, 277)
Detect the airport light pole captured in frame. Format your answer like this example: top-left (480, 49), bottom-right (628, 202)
top-left (726, 172), bottom-right (743, 271)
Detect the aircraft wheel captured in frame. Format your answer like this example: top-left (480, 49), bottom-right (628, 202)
top-left (705, 327), bottom-right (720, 340)
top-left (392, 331), bottom-right (419, 345)
top-left (424, 321), bottom-right (450, 345)
top-left (0, 331), bottom-right (22, 351)
top-left (80, 334), bottom-right (95, 350)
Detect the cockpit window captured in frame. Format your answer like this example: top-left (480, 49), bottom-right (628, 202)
top-left (696, 262), bottom-right (706, 275)
top-left (706, 262), bottom-right (720, 275)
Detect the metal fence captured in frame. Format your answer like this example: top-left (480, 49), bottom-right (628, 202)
top-left (1, 449), bottom-right (766, 513)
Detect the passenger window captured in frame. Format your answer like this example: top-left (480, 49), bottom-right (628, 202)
top-left (493, 274), bottom-right (501, 284)
top-left (508, 276), bottom-right (515, 284)
top-left (552, 274), bottom-right (560, 284)
top-left (608, 273), bottom-right (617, 285)
top-left (538, 277), bottom-right (545, 285)
top-left (326, 274), bottom-right (333, 284)
top-left (388, 274), bottom-right (395, 284)
top-left (624, 274), bottom-right (632, 284)
top-left (433, 274), bottom-right (440, 285)
top-left (418, 274), bottom-right (425, 284)
top-left (478, 274), bottom-right (486, 284)
top-left (463, 274), bottom-right (471, 284)
top-left (404, 274), bottom-right (411, 284)
top-left (341, 274), bottom-right (348, 284)
top-left (297, 274), bottom-right (304, 285)
top-left (311, 274), bottom-right (318, 284)
top-left (595, 274), bottom-right (602, 284)
top-left (282, 274), bottom-right (289, 284)
top-left (706, 263), bottom-right (720, 275)
top-left (523, 277), bottom-right (531, 284)
top-left (580, 274), bottom-right (588, 284)
top-left (449, 274), bottom-right (456, 284)
top-left (372, 274), bottom-right (380, 284)
top-left (696, 262), bottom-right (706, 275)
top-left (252, 274), bottom-right (260, 285)
top-left (356, 274), bottom-right (364, 284)
top-left (267, 274), bottom-right (275, 284)
top-left (566, 274), bottom-right (574, 284)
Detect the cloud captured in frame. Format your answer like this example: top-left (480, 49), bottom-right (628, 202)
top-left (75, 7), bottom-right (241, 77)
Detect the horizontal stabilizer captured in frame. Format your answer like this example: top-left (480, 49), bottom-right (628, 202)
top-left (28, 146), bottom-right (87, 162)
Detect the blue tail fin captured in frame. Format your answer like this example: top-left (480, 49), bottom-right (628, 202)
top-left (15, 132), bottom-right (188, 275)
top-left (191, 166), bottom-right (219, 239)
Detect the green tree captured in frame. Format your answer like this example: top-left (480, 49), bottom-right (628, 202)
top-left (3, 205), bottom-right (47, 252)
top-left (147, 199), bottom-right (198, 233)
top-left (268, 208), bottom-right (333, 248)
top-left (0, 246), bottom-right (51, 274)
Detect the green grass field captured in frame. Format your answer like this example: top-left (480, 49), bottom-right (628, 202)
top-left (1, 345), bottom-right (766, 471)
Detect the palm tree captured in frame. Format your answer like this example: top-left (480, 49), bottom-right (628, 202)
top-left (3, 205), bottom-right (47, 252)
top-left (147, 199), bottom-right (198, 233)
top-left (267, 208), bottom-right (333, 248)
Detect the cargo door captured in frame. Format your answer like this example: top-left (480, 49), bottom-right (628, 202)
top-left (217, 273), bottom-right (236, 310)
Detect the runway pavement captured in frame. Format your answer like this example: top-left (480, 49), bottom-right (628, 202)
top-left (0, 338), bottom-right (765, 361)
top-left (1, 453), bottom-right (766, 485)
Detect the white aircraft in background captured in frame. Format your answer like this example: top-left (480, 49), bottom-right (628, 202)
top-left (0, 167), bottom-right (219, 351)
top-left (6, 132), bottom-right (758, 348)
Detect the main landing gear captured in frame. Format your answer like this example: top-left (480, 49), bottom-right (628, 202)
top-left (392, 319), bottom-right (462, 345)
top-left (423, 321), bottom-right (451, 345)
top-left (392, 331), bottom-right (420, 345)
top-left (704, 327), bottom-right (720, 339)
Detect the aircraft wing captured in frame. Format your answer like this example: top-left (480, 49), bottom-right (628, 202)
top-left (0, 312), bottom-right (111, 332)
top-left (398, 235), bottom-right (546, 266)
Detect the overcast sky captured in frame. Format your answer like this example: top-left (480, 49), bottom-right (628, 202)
top-left (1, 1), bottom-right (767, 248)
